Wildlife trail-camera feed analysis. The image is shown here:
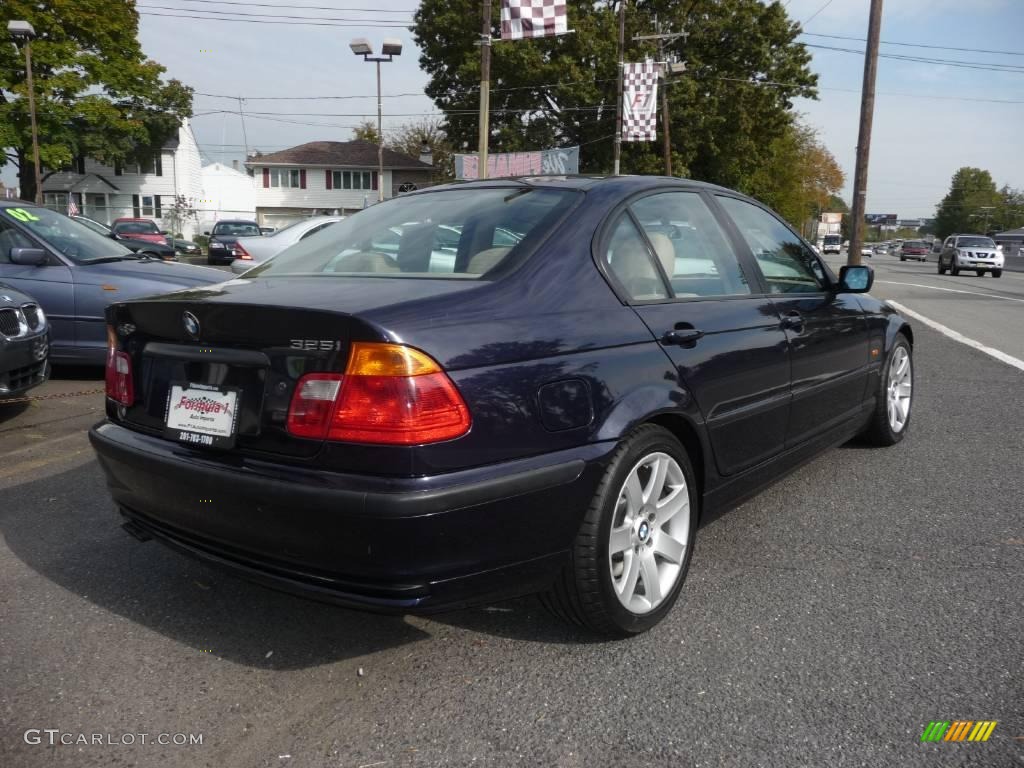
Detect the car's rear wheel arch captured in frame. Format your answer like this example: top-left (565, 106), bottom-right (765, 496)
top-left (645, 413), bottom-right (705, 518)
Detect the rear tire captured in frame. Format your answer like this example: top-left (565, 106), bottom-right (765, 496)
top-left (993, 269), bottom-right (1003, 278)
top-left (861, 333), bottom-right (913, 447)
top-left (541, 424), bottom-right (698, 636)
top-left (900, 257), bottom-right (906, 262)
top-left (937, 260), bottom-right (946, 275)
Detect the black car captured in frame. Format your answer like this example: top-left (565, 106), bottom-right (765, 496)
top-left (89, 176), bottom-right (914, 636)
top-left (0, 282), bottom-right (49, 399)
top-left (206, 220), bottom-right (261, 264)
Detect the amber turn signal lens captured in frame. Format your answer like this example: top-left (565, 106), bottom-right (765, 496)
top-left (345, 342), bottom-right (440, 377)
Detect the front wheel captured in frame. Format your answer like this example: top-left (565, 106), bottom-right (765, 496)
top-left (900, 257), bottom-right (906, 262)
top-left (861, 333), bottom-right (913, 446)
top-left (976, 269), bottom-right (986, 277)
top-left (541, 425), bottom-right (697, 636)
top-left (950, 258), bottom-right (960, 276)
top-left (993, 269), bottom-right (1003, 278)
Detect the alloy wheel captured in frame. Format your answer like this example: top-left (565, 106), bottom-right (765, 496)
top-left (887, 346), bottom-right (912, 433)
top-left (607, 452), bottom-right (690, 615)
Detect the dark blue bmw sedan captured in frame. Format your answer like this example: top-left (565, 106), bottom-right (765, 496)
top-left (89, 176), bottom-right (914, 636)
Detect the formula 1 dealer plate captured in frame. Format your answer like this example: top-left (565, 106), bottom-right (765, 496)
top-left (164, 383), bottom-right (240, 448)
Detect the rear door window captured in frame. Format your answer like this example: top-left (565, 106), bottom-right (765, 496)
top-left (603, 214), bottom-right (669, 301)
top-left (630, 192), bottom-right (751, 297)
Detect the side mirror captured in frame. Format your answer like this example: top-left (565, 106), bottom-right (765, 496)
top-left (837, 264), bottom-right (873, 293)
top-left (203, 231), bottom-right (210, 236)
top-left (10, 247), bottom-right (48, 266)
top-left (160, 229), bottom-right (170, 235)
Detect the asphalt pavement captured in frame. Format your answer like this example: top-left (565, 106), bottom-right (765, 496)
top-left (1, 259), bottom-right (1022, 767)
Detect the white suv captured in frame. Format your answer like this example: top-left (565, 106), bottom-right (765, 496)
top-left (937, 234), bottom-right (1004, 278)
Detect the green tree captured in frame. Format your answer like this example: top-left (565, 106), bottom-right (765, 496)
top-left (993, 185), bottom-right (1024, 233)
top-left (386, 118), bottom-right (455, 184)
top-left (933, 167), bottom-right (1002, 238)
top-left (412, 0), bottom-right (817, 188)
top-left (1, 0), bottom-right (192, 201)
top-left (352, 120), bottom-right (382, 145)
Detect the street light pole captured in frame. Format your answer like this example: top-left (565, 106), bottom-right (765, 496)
top-left (350, 37), bottom-right (402, 204)
top-left (8, 20), bottom-right (42, 205)
top-left (376, 59), bottom-right (383, 202)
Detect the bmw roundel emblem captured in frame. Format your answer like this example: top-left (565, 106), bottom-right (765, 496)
top-left (183, 311), bottom-right (200, 340)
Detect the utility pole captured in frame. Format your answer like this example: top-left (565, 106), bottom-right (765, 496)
top-left (634, 20), bottom-right (685, 178)
top-left (847, 0), bottom-right (884, 267)
top-left (612, 1), bottom-right (626, 176)
top-left (478, 0), bottom-right (492, 179)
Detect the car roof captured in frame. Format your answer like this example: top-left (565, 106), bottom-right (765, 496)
top-left (409, 174), bottom-right (740, 196)
top-left (214, 219), bottom-right (260, 225)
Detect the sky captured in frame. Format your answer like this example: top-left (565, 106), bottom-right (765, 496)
top-left (5, 0), bottom-right (1023, 218)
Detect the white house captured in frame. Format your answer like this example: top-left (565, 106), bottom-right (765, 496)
top-left (198, 161), bottom-right (257, 233)
top-left (245, 140), bottom-right (433, 229)
top-left (39, 118), bottom-right (203, 238)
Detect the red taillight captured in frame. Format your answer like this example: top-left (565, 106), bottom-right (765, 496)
top-left (286, 373), bottom-right (343, 439)
top-left (105, 346), bottom-right (134, 406)
top-left (235, 241), bottom-right (252, 260)
top-left (286, 343), bottom-right (471, 445)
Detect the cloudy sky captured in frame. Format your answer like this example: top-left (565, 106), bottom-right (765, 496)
top-left (7, 0), bottom-right (1024, 218)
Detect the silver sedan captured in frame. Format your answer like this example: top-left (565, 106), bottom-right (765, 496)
top-left (230, 216), bottom-right (344, 274)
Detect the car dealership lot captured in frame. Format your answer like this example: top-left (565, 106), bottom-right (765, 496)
top-left (1, 278), bottom-right (1022, 768)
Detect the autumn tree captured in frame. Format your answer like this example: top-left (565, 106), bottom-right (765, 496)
top-left (386, 118), bottom-right (455, 183)
top-left (352, 120), bottom-right (382, 145)
top-left (0, 0), bottom-right (192, 202)
top-left (411, 0), bottom-right (817, 191)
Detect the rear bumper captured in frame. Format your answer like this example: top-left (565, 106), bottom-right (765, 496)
top-left (88, 421), bottom-right (612, 612)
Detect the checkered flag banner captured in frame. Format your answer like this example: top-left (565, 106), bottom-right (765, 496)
top-left (622, 61), bottom-right (659, 142)
top-left (501, 0), bottom-right (568, 40)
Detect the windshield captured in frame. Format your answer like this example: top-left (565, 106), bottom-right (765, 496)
top-left (74, 216), bottom-right (111, 235)
top-left (957, 236), bottom-right (995, 248)
top-left (114, 220), bottom-right (160, 235)
top-left (247, 187), bottom-right (578, 279)
top-left (2, 206), bottom-right (135, 263)
top-left (823, 235), bottom-right (841, 244)
top-left (213, 222), bottom-right (261, 237)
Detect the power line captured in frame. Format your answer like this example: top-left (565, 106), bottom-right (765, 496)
top-left (805, 43), bottom-right (1024, 74)
top-left (172, 0), bottom-right (414, 11)
top-left (800, 31), bottom-right (1024, 58)
top-left (802, 0), bottom-right (836, 26)
top-left (137, 10), bottom-right (409, 27)
top-left (137, 4), bottom-right (412, 23)
top-left (712, 76), bottom-right (1024, 104)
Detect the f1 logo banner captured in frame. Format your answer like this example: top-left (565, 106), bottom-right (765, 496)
top-left (623, 61), bottom-right (659, 142)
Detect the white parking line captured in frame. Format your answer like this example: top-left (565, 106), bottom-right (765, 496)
top-left (876, 281), bottom-right (1024, 304)
top-left (886, 301), bottom-right (1024, 374)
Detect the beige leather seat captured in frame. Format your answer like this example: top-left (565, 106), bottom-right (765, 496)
top-left (610, 240), bottom-right (666, 300)
top-left (646, 232), bottom-right (676, 278)
top-left (333, 251), bottom-right (400, 273)
top-left (467, 247), bottom-right (512, 275)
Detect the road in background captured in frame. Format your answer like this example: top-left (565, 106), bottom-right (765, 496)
top-left (825, 250), bottom-right (1024, 363)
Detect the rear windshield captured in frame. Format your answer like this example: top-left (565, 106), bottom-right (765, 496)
top-left (247, 187), bottom-right (579, 279)
top-left (957, 236), bottom-right (995, 248)
top-left (114, 220), bottom-right (160, 234)
top-left (213, 222), bottom-right (261, 237)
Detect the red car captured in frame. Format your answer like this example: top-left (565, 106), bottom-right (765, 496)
top-left (899, 241), bottom-right (929, 262)
top-left (111, 218), bottom-right (170, 247)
